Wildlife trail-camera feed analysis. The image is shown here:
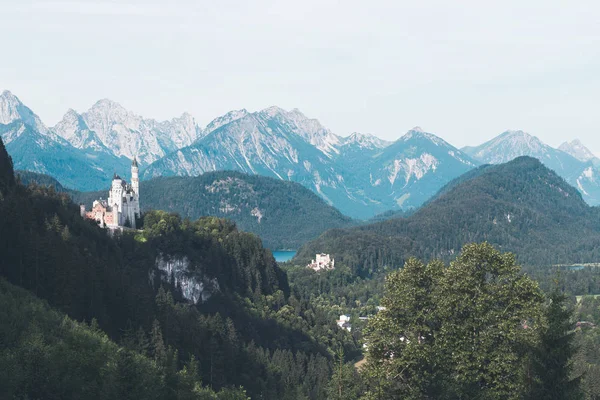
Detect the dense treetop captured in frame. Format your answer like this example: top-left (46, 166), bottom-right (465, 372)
top-left (360, 243), bottom-right (581, 400)
top-left (0, 278), bottom-right (250, 400)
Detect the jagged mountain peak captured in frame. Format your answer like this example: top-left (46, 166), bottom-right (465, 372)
top-left (91, 98), bottom-right (126, 109)
top-left (0, 90), bottom-right (24, 125)
top-left (55, 108), bottom-right (88, 131)
top-left (559, 139), bottom-right (597, 163)
top-left (72, 99), bottom-right (202, 163)
top-left (462, 130), bottom-right (600, 205)
top-left (0, 90), bottom-right (48, 134)
top-left (1, 89), bottom-right (17, 99)
top-left (179, 111), bottom-right (194, 119)
top-left (503, 129), bottom-right (529, 135)
top-left (400, 127), bottom-right (449, 147)
top-left (496, 130), bottom-right (543, 145)
top-left (252, 106), bottom-right (341, 157)
top-left (260, 105), bottom-right (288, 117)
top-left (204, 109), bottom-right (248, 134)
top-left (52, 108), bottom-right (110, 152)
top-left (64, 108), bottom-right (79, 117)
top-left (464, 130), bottom-right (549, 165)
top-left (86, 98), bottom-right (133, 123)
top-left (168, 111), bottom-right (196, 125)
top-left (342, 132), bottom-right (390, 149)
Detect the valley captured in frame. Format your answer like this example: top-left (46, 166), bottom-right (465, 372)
top-left (4, 121), bottom-right (600, 397)
top-left (4, 2), bottom-right (600, 398)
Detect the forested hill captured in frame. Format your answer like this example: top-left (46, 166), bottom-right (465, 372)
top-left (16, 169), bottom-right (68, 192)
top-left (0, 278), bottom-right (248, 399)
top-left (296, 156), bottom-right (600, 275)
top-left (0, 137), bottom-right (357, 399)
top-left (72, 171), bottom-right (354, 249)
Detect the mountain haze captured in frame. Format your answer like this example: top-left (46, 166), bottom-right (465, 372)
top-left (296, 157), bottom-right (600, 274)
top-left (144, 110), bottom-right (478, 218)
top-left (6, 88), bottom-right (600, 219)
top-left (463, 130), bottom-right (600, 205)
top-left (53, 99), bottom-right (204, 164)
top-left (559, 139), bottom-right (600, 166)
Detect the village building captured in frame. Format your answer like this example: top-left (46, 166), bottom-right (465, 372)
top-left (307, 253), bottom-right (335, 271)
top-left (336, 314), bottom-right (352, 332)
top-left (80, 157), bottom-right (141, 230)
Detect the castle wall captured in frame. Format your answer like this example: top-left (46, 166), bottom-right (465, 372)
top-left (82, 160), bottom-right (140, 229)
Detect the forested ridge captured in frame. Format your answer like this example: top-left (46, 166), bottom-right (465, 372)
top-left (297, 156), bottom-right (600, 275)
top-left (39, 170), bottom-right (354, 250)
top-left (0, 278), bottom-right (249, 399)
top-left (4, 134), bottom-right (599, 399)
top-left (0, 138), bottom-right (358, 399)
top-left (16, 169), bottom-right (68, 192)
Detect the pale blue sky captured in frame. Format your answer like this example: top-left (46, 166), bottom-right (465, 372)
top-left (1, 0), bottom-right (599, 153)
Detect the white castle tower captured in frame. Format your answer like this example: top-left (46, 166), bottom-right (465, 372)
top-left (106, 157), bottom-right (140, 228)
top-left (131, 156), bottom-right (139, 198)
top-left (82, 157), bottom-right (141, 229)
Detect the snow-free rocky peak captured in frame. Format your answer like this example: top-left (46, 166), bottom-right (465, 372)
top-left (204, 109), bottom-right (248, 135)
top-left (559, 139), bottom-right (598, 163)
top-left (52, 108), bottom-right (109, 152)
top-left (257, 106), bottom-right (342, 157)
top-left (464, 130), bottom-right (550, 164)
top-left (400, 127), bottom-right (455, 148)
top-left (341, 132), bottom-right (391, 150)
top-left (462, 130), bottom-right (600, 206)
top-left (0, 90), bottom-right (48, 134)
top-left (157, 112), bottom-right (204, 150)
top-left (52, 98), bottom-right (203, 164)
top-left (54, 109), bottom-right (89, 140)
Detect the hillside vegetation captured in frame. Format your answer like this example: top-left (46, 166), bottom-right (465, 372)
top-left (297, 157), bottom-right (600, 275)
top-left (71, 171), bottom-right (354, 249)
top-left (0, 278), bottom-right (248, 399)
top-left (0, 137), bottom-right (357, 399)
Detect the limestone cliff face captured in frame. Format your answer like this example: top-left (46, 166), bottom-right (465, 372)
top-left (153, 254), bottom-right (220, 304)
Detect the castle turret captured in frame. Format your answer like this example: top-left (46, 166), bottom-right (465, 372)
top-left (131, 157), bottom-right (139, 197)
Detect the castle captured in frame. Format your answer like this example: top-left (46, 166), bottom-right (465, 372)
top-left (307, 253), bottom-right (335, 271)
top-left (80, 158), bottom-right (141, 229)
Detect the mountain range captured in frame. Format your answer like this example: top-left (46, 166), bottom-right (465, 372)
top-left (462, 130), bottom-right (600, 204)
top-left (3, 89), bottom-right (600, 219)
top-left (296, 156), bottom-right (600, 274)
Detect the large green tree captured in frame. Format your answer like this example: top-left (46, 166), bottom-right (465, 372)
top-left (361, 258), bottom-right (444, 399)
top-left (435, 243), bottom-right (544, 399)
top-left (362, 243), bottom-right (546, 399)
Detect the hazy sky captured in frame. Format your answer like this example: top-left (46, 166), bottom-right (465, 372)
top-left (1, 0), bottom-right (599, 153)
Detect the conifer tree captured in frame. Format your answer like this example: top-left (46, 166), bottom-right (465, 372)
top-left (0, 137), bottom-right (15, 193)
top-left (151, 319), bottom-right (167, 364)
top-left (529, 290), bottom-right (582, 399)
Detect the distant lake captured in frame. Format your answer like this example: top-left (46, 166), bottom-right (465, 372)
top-left (272, 251), bottom-right (297, 263)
